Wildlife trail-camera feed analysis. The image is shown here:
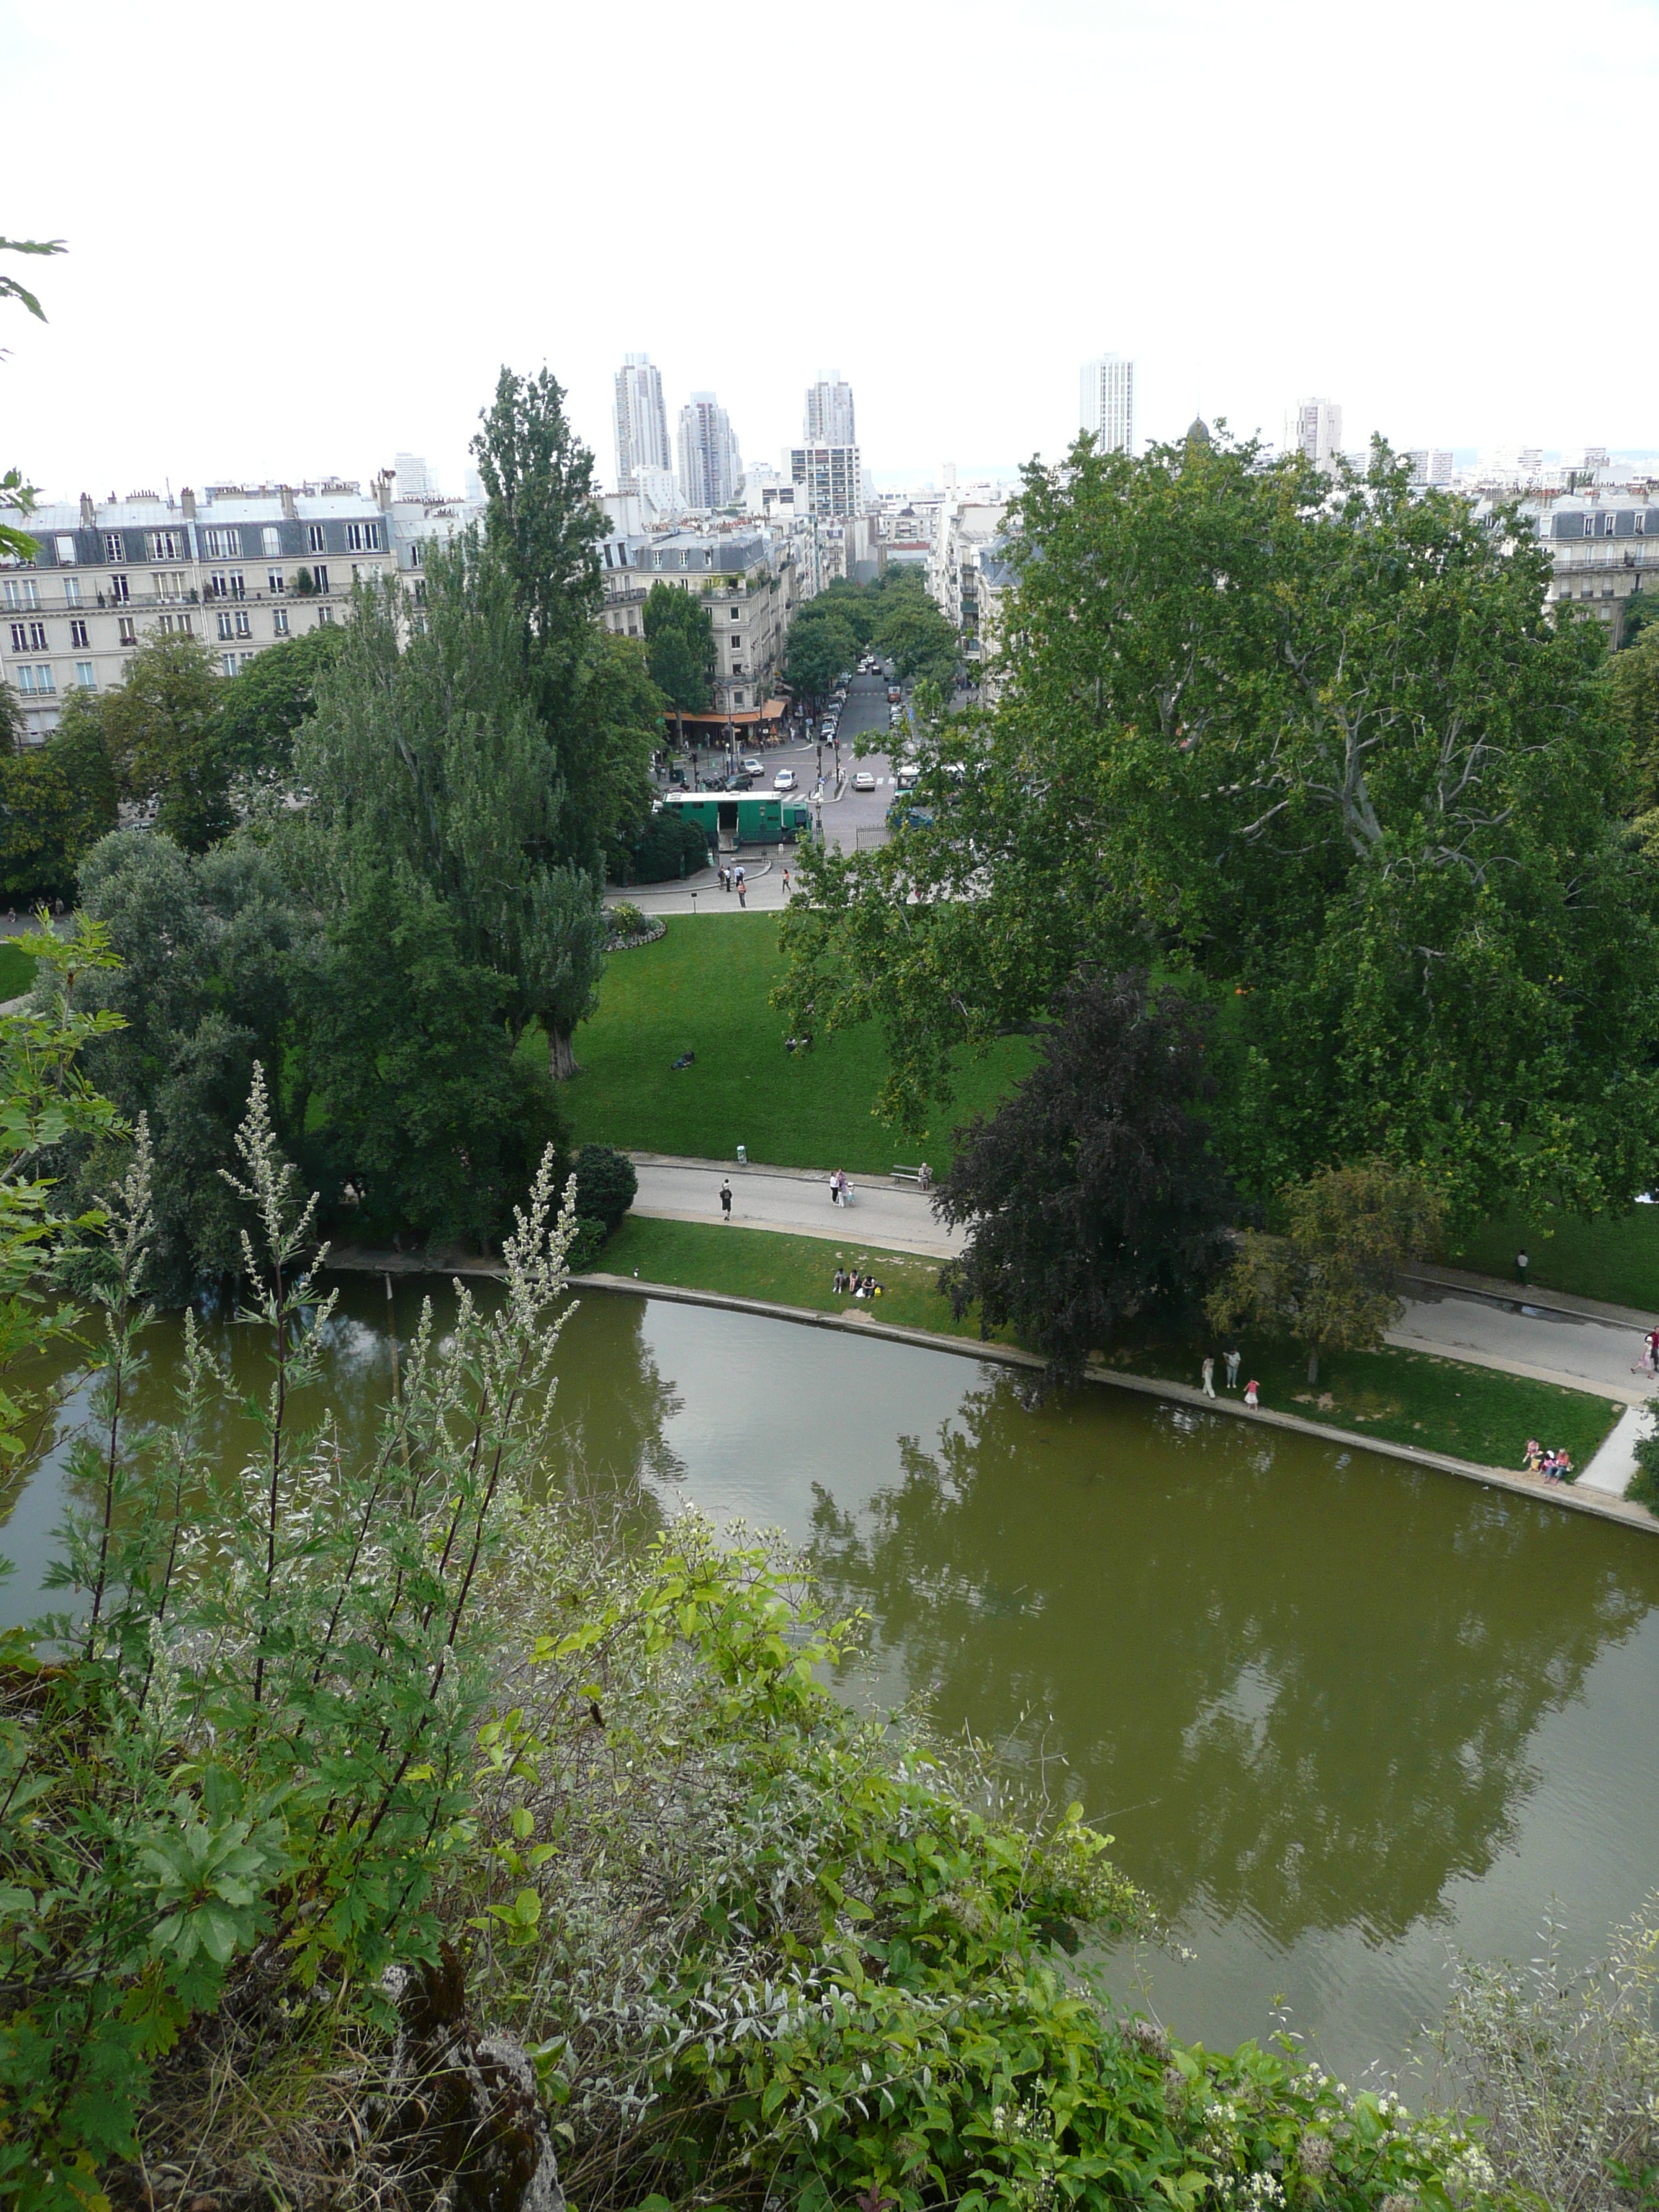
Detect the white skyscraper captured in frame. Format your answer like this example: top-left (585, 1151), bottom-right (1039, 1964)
top-left (678, 392), bottom-right (742, 510)
top-left (1080, 354), bottom-right (1136, 455)
top-left (804, 374), bottom-right (856, 447)
top-left (613, 353), bottom-right (671, 493)
top-left (1285, 397), bottom-right (1343, 469)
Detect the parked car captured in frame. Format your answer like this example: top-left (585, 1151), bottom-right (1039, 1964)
top-left (886, 685), bottom-right (902, 703)
top-left (853, 768), bottom-right (876, 791)
top-left (774, 767), bottom-right (797, 790)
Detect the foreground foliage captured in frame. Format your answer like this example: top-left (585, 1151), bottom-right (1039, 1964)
top-left (1429, 1899), bottom-right (1659, 2212)
top-left (0, 1079), bottom-right (577, 2208)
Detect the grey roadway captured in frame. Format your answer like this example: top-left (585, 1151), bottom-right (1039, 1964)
top-left (618, 673), bottom-right (909, 916)
top-left (630, 1154), bottom-right (1658, 1493)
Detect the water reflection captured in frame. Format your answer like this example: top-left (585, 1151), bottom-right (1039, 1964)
top-left (805, 1377), bottom-right (1659, 1950)
top-left (2, 1278), bottom-right (1656, 2073)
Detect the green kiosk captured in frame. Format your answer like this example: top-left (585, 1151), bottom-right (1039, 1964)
top-left (654, 788), bottom-right (817, 855)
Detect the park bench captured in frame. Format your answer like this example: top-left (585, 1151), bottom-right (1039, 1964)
top-left (891, 1164), bottom-right (932, 1188)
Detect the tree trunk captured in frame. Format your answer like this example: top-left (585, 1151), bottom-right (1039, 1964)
top-left (549, 1025), bottom-right (577, 1082)
top-left (1306, 1346), bottom-right (1319, 1387)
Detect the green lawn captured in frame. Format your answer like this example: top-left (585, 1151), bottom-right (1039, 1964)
top-left (0, 943), bottom-right (37, 1001)
top-left (1449, 1205), bottom-right (1659, 1315)
top-left (557, 914), bottom-right (1032, 1174)
top-left (598, 1215), bottom-right (989, 1339)
top-left (595, 1217), bottom-right (1620, 1473)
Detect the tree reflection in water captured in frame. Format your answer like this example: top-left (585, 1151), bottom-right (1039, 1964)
top-left (806, 1377), bottom-right (1659, 1948)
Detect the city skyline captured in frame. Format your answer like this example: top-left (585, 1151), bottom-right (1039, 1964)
top-left (6, 1), bottom-right (1659, 502)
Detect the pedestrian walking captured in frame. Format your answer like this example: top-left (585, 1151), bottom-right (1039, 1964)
top-left (737, 879), bottom-right (747, 907)
top-left (1516, 1249), bottom-right (1529, 1289)
top-left (1224, 1347), bottom-right (1241, 1390)
top-left (781, 866), bottom-right (791, 895)
top-left (719, 1179), bottom-right (732, 1222)
top-left (1200, 1356), bottom-right (1216, 1399)
top-left (1244, 1378), bottom-right (1260, 1408)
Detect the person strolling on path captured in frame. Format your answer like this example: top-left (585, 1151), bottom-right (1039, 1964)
top-left (1224, 1347), bottom-right (1241, 1390)
top-left (1200, 1356), bottom-right (1216, 1399)
top-left (719, 1179), bottom-right (733, 1223)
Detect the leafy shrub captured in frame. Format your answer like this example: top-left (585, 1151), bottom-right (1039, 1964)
top-left (1630, 1398), bottom-right (1659, 1511)
top-left (572, 1141), bottom-right (637, 1233)
top-left (1429, 1899), bottom-right (1659, 2210)
top-left (0, 1074), bottom-right (578, 2209)
top-left (567, 1215), bottom-right (609, 1271)
top-left (436, 1516), bottom-right (1498, 2212)
top-left (606, 899), bottom-right (648, 939)
top-left (613, 810), bottom-right (710, 884)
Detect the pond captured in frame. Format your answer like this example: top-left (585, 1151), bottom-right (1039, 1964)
top-left (5, 1272), bottom-right (1657, 2085)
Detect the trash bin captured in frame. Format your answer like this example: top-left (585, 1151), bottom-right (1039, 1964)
top-left (736, 1144), bottom-right (747, 1164)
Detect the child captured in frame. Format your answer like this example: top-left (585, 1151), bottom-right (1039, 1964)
top-left (1244, 1379), bottom-right (1260, 1408)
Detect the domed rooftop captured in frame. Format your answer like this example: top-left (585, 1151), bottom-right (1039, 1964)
top-left (1186, 415), bottom-right (1213, 447)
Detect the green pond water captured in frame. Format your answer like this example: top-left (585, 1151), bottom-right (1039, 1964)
top-left (4, 1273), bottom-right (1657, 2085)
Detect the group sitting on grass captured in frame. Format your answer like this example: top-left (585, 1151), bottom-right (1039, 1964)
top-left (832, 1266), bottom-right (884, 1300)
top-left (1522, 1438), bottom-right (1576, 1484)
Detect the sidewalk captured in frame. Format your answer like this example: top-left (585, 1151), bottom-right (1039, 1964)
top-left (629, 1151), bottom-right (961, 1259)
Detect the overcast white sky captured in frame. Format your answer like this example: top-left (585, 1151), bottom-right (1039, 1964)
top-left (6, 0), bottom-right (1658, 503)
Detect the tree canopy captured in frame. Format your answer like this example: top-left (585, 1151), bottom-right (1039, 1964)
top-left (779, 433), bottom-right (1659, 1225)
top-left (935, 971), bottom-right (1235, 1384)
top-left (1207, 1159), bottom-right (1444, 1385)
top-left (643, 580), bottom-right (712, 741)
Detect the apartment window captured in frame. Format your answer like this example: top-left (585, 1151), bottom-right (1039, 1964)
top-left (68, 619), bottom-right (88, 649)
top-left (730, 606), bottom-right (740, 619)
top-left (74, 662), bottom-right (94, 688)
top-left (732, 691), bottom-right (745, 708)
top-left (145, 529), bottom-right (184, 562)
top-left (217, 611), bottom-right (234, 640)
top-left (204, 527), bottom-right (240, 559)
top-left (118, 615), bottom-right (137, 644)
top-left (109, 575), bottom-right (129, 603)
top-left (732, 665), bottom-right (745, 678)
top-left (228, 571), bottom-right (245, 601)
top-left (413, 577), bottom-right (426, 605)
top-left (272, 607), bottom-right (289, 636)
top-left (3, 580), bottom-right (38, 611)
top-left (652, 550), bottom-right (662, 568)
top-left (268, 568), bottom-right (285, 595)
top-left (704, 550), bottom-right (715, 568)
top-left (344, 521), bottom-right (382, 552)
top-left (104, 531), bottom-right (124, 562)
top-left (11, 623), bottom-right (36, 652)
top-left (235, 608), bottom-right (251, 638)
top-left (222, 655), bottom-right (237, 677)
top-left (307, 523), bottom-right (327, 553)
top-left (318, 603), bottom-right (335, 624)
top-left (408, 541), bottom-right (424, 567)
top-left (62, 577), bottom-right (81, 607)
top-left (16, 666), bottom-right (53, 694)
top-left (678, 552), bottom-right (688, 567)
top-left (312, 564), bottom-right (329, 593)
top-left (153, 570), bottom-right (188, 601)
top-left (262, 526), bottom-right (282, 558)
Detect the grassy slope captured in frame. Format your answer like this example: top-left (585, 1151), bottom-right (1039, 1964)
top-left (0, 944), bottom-right (37, 1000)
top-left (1450, 1205), bottom-right (1659, 1315)
top-left (557, 914), bottom-right (1033, 1174)
top-left (596, 1216), bottom-right (1619, 1470)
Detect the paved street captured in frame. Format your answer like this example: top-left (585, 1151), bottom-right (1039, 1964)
top-left (617, 673), bottom-right (912, 914)
top-left (629, 1151), bottom-right (1658, 1493)
top-left (631, 1153), bottom-right (961, 1259)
